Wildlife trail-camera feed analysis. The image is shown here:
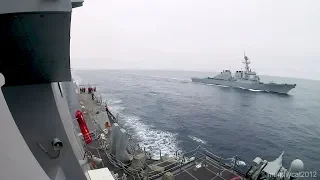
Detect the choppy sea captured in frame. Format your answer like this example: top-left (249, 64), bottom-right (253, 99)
top-left (73, 70), bottom-right (320, 177)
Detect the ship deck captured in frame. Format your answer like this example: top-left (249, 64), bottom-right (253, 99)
top-left (76, 92), bottom-right (247, 180)
top-left (77, 92), bottom-right (154, 179)
top-left (171, 156), bottom-right (245, 180)
top-left (77, 93), bottom-right (129, 176)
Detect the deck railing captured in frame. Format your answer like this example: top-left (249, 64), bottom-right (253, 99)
top-left (147, 145), bottom-right (248, 179)
top-left (82, 91), bottom-right (248, 179)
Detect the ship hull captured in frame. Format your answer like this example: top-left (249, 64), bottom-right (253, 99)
top-left (191, 78), bottom-right (296, 94)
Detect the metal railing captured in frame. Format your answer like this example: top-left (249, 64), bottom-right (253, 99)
top-left (147, 146), bottom-right (202, 179)
top-left (84, 145), bottom-right (105, 169)
top-left (146, 145), bottom-right (247, 179)
top-left (72, 125), bottom-right (87, 158)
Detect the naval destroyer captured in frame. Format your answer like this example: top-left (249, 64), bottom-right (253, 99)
top-left (0, 1), bottom-right (305, 180)
top-left (192, 53), bottom-right (296, 94)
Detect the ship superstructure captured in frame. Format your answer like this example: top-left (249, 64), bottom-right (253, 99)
top-left (192, 53), bottom-right (296, 94)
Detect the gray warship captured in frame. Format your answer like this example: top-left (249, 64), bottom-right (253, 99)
top-left (192, 53), bottom-right (296, 94)
top-left (0, 1), bottom-right (305, 180)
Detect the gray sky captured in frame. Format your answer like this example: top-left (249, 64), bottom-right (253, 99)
top-left (70, 0), bottom-right (320, 80)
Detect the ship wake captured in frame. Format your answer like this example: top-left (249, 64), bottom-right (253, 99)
top-left (121, 115), bottom-right (181, 160)
top-left (188, 135), bottom-right (207, 144)
top-left (239, 87), bottom-right (265, 92)
top-left (207, 84), bottom-right (229, 88)
top-left (248, 88), bottom-right (264, 92)
top-left (103, 95), bottom-right (181, 160)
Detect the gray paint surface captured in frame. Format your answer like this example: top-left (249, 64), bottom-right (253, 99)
top-left (60, 81), bottom-right (86, 161)
top-left (55, 167), bottom-right (67, 180)
top-left (0, 73), bottom-right (50, 180)
top-left (0, 0), bottom-right (85, 178)
top-left (61, 81), bottom-right (92, 178)
top-left (0, 0), bottom-right (72, 14)
top-left (191, 77), bottom-right (296, 94)
top-left (2, 82), bottom-right (87, 180)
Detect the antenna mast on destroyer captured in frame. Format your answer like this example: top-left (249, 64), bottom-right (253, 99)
top-left (243, 51), bottom-right (251, 73)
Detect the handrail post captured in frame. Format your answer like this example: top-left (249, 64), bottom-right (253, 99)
top-left (204, 150), bottom-right (207, 167)
top-left (233, 155), bottom-right (237, 173)
top-left (218, 156), bottom-right (222, 176)
top-left (195, 148), bottom-right (198, 159)
top-left (180, 155), bottom-right (184, 171)
top-left (146, 163), bottom-right (150, 180)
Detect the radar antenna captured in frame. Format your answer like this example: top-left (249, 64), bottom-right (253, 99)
top-left (243, 51), bottom-right (251, 73)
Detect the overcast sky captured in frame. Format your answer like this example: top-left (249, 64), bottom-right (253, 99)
top-left (70, 0), bottom-right (320, 80)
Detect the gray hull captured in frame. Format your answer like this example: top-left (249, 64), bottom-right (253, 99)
top-left (191, 78), bottom-right (296, 94)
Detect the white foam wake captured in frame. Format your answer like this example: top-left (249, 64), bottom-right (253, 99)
top-left (248, 89), bottom-right (264, 92)
top-left (215, 84), bottom-right (229, 88)
top-left (108, 105), bottom-right (125, 112)
top-left (101, 94), bottom-right (181, 160)
top-left (188, 135), bottom-right (207, 144)
top-left (119, 115), bottom-right (180, 160)
top-left (108, 99), bottom-right (123, 104)
top-left (105, 98), bottom-right (125, 112)
top-left (239, 87), bottom-right (264, 92)
top-left (206, 84), bottom-right (229, 88)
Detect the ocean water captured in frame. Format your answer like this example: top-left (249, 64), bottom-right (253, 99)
top-left (73, 70), bottom-right (320, 176)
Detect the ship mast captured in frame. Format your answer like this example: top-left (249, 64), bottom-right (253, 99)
top-left (243, 51), bottom-right (250, 73)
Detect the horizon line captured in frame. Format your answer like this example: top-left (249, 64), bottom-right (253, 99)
top-left (71, 68), bottom-right (320, 81)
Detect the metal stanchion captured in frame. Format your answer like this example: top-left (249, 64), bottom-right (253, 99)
top-left (233, 155), bottom-right (237, 173)
top-left (218, 156), bottom-right (222, 176)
